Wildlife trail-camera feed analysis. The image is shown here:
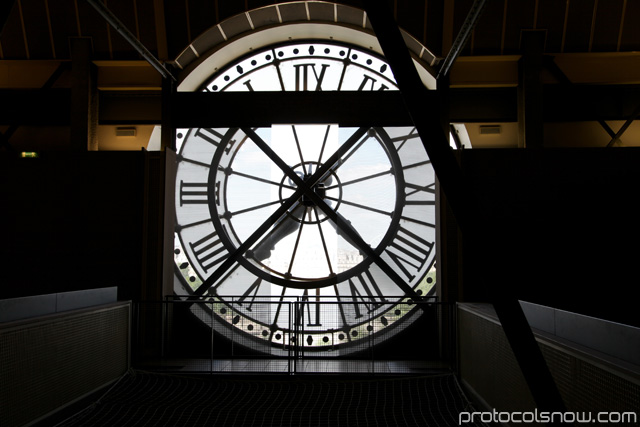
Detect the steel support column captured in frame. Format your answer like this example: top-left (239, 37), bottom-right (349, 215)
top-left (364, 3), bottom-right (467, 220)
top-left (364, 1), bottom-right (567, 420)
top-left (70, 38), bottom-right (97, 151)
top-left (161, 67), bottom-right (176, 151)
top-left (86, 0), bottom-right (175, 81)
top-left (437, 0), bottom-right (486, 80)
top-left (518, 31), bottom-right (545, 148)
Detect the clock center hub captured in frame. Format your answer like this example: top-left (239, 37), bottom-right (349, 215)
top-left (279, 162), bottom-right (342, 224)
top-left (302, 173), bottom-right (327, 207)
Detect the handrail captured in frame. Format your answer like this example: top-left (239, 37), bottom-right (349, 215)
top-left (132, 299), bottom-right (454, 374)
top-left (164, 294), bottom-right (438, 301)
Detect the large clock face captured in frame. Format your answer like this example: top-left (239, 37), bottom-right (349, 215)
top-left (174, 41), bottom-right (437, 354)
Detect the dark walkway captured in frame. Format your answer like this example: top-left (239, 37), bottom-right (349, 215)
top-left (137, 358), bottom-right (449, 375)
top-left (54, 370), bottom-right (488, 426)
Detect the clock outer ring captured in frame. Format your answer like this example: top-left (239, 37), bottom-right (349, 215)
top-left (204, 126), bottom-right (407, 290)
top-left (202, 40), bottom-right (398, 94)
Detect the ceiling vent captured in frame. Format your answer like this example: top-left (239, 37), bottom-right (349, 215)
top-left (479, 125), bottom-right (501, 135)
top-left (115, 127), bottom-right (137, 137)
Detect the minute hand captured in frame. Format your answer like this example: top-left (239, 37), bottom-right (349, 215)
top-left (311, 194), bottom-right (423, 301)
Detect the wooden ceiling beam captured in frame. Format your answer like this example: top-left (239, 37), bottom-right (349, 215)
top-left (1, 53), bottom-right (634, 90)
top-left (70, 37), bottom-right (96, 151)
top-left (441, 0), bottom-right (454, 58)
top-left (518, 31), bottom-right (545, 148)
top-left (44, 0), bottom-right (56, 58)
top-left (153, 0), bottom-right (168, 61)
top-left (0, 0), bottom-right (16, 38)
top-left (451, 52), bottom-right (640, 87)
top-left (5, 83), bottom-right (640, 126)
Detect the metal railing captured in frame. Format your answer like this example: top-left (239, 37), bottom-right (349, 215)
top-left (133, 296), bottom-right (455, 374)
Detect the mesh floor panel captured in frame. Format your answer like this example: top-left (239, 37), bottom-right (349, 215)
top-left (56, 370), bottom-right (488, 427)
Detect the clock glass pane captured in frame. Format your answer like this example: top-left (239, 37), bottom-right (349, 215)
top-left (174, 40), bottom-right (438, 354)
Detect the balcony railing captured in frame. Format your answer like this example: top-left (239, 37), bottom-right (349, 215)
top-left (133, 296), bottom-right (454, 375)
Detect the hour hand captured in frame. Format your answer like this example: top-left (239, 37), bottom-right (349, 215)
top-left (251, 205), bottom-right (304, 262)
top-left (329, 216), bottom-right (366, 256)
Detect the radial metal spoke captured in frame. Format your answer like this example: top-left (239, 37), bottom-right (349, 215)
top-left (176, 218), bottom-right (211, 232)
top-left (402, 159), bottom-right (432, 170)
top-left (177, 155), bottom-right (211, 169)
top-left (316, 125), bottom-right (332, 165)
top-left (287, 209), bottom-right (306, 275)
top-left (325, 169), bottom-right (392, 190)
top-left (313, 208), bottom-right (335, 275)
top-left (401, 215), bottom-right (436, 229)
top-left (228, 168), bottom-right (296, 190)
top-left (228, 199), bottom-right (284, 217)
top-left (324, 196), bottom-right (392, 217)
top-left (291, 125), bottom-right (308, 175)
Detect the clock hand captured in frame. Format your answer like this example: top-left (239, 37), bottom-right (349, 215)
top-left (250, 172), bottom-right (334, 263)
top-left (327, 217), bottom-right (363, 256)
top-left (196, 190), bottom-right (304, 296)
top-left (252, 175), bottom-right (333, 263)
top-left (304, 183), bottom-right (426, 303)
top-left (252, 204), bottom-right (304, 262)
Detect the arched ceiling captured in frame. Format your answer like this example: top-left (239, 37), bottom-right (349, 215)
top-left (2, 0), bottom-right (639, 61)
top-left (1, 1), bottom-right (640, 150)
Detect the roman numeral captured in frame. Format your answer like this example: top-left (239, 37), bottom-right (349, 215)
top-left (243, 80), bottom-right (254, 91)
top-left (179, 181), bottom-right (208, 206)
top-left (348, 270), bottom-right (387, 319)
top-left (385, 226), bottom-right (434, 282)
top-left (358, 74), bottom-right (389, 91)
top-left (404, 182), bottom-right (436, 205)
top-left (194, 127), bottom-right (225, 148)
top-left (296, 289), bottom-right (322, 327)
top-left (188, 231), bottom-right (228, 273)
top-left (237, 277), bottom-right (263, 312)
top-left (294, 63), bottom-right (330, 91)
top-left (332, 284), bottom-right (350, 332)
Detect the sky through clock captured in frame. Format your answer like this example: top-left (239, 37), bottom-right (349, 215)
top-left (174, 41), bottom-right (437, 354)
